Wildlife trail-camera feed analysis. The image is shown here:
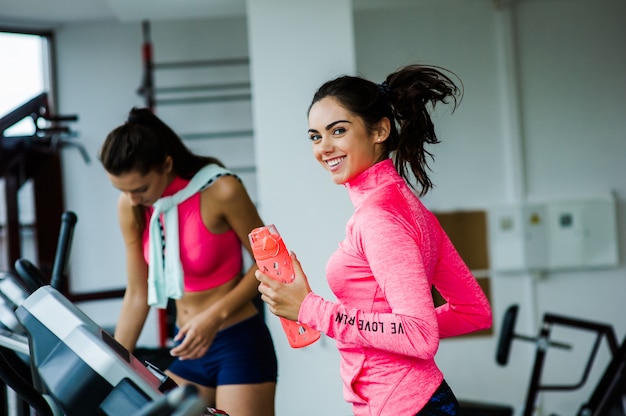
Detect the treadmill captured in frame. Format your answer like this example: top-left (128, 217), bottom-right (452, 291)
top-left (15, 285), bottom-right (172, 415)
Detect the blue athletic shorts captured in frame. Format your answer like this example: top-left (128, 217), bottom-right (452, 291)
top-left (415, 379), bottom-right (460, 416)
top-left (167, 313), bottom-right (278, 387)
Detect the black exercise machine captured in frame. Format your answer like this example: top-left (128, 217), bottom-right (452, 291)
top-left (496, 304), bottom-right (626, 416)
top-left (578, 334), bottom-right (626, 416)
top-left (0, 211), bottom-right (79, 416)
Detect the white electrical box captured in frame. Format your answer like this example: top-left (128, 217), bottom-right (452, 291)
top-left (546, 195), bottom-right (619, 270)
top-left (488, 204), bottom-right (548, 272)
top-left (488, 194), bottom-right (619, 272)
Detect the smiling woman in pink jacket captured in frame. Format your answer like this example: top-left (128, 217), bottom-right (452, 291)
top-left (256, 64), bottom-right (493, 416)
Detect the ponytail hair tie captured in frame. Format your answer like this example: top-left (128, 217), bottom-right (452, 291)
top-left (127, 107), bottom-right (150, 125)
top-left (377, 81), bottom-right (391, 97)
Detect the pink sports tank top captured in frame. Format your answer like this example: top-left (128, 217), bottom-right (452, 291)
top-left (143, 176), bottom-right (243, 292)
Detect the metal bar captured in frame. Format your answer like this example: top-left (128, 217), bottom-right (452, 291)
top-left (544, 313), bottom-right (618, 336)
top-left (515, 333), bottom-right (571, 350)
top-left (153, 57), bottom-right (249, 70)
top-left (4, 174), bottom-right (21, 269)
top-left (180, 130), bottom-right (253, 140)
top-left (155, 82), bottom-right (250, 94)
top-left (536, 333), bottom-right (604, 391)
top-left (545, 313), bottom-right (619, 354)
top-left (523, 324), bottom-right (551, 416)
top-left (583, 335), bottom-right (626, 415)
top-left (155, 93), bottom-right (251, 106)
top-left (139, 20), bottom-right (155, 110)
top-left (0, 93), bottom-right (47, 134)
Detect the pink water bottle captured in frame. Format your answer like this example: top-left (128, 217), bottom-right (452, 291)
top-left (249, 224), bottom-right (321, 348)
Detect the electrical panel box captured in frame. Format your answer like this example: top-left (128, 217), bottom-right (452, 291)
top-left (546, 196), bottom-right (619, 270)
top-left (488, 204), bottom-right (548, 272)
top-left (488, 194), bottom-right (619, 272)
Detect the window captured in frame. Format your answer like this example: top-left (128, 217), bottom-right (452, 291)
top-left (0, 31), bottom-right (51, 134)
top-left (0, 30), bottom-right (54, 268)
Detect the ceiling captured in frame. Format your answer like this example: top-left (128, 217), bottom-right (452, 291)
top-left (0, 0), bottom-right (247, 27)
top-left (0, 0), bottom-right (418, 29)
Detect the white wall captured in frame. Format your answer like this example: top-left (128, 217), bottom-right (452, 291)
top-left (49, 0), bottom-right (626, 415)
top-left (246, 1), bottom-right (355, 414)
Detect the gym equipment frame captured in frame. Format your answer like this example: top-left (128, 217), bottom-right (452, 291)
top-left (497, 304), bottom-right (625, 416)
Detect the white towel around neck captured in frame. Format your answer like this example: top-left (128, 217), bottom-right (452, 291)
top-left (147, 163), bottom-right (233, 308)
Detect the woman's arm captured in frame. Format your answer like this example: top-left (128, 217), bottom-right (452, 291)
top-left (113, 193), bottom-right (151, 352)
top-left (201, 175), bottom-right (263, 322)
top-left (432, 232), bottom-right (492, 338)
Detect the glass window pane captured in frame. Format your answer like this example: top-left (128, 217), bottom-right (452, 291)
top-left (0, 32), bottom-right (46, 136)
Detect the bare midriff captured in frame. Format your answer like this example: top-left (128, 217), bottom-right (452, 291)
top-left (174, 275), bottom-right (258, 330)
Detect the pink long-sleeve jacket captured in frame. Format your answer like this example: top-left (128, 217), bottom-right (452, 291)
top-left (298, 159), bottom-right (492, 416)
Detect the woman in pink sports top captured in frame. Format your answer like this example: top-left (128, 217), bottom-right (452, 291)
top-left (256, 65), bottom-right (492, 416)
top-left (100, 108), bottom-right (277, 416)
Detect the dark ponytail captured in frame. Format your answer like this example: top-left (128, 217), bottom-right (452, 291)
top-left (384, 65), bottom-right (461, 196)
